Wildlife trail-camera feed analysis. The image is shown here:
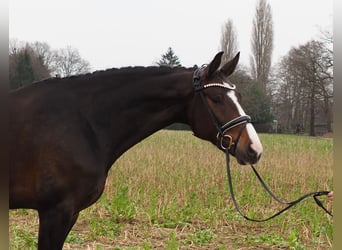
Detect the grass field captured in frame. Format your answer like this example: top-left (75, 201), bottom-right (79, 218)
top-left (9, 131), bottom-right (333, 249)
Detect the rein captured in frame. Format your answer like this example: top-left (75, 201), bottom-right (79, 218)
top-left (225, 147), bottom-right (333, 222)
top-left (193, 68), bottom-right (333, 221)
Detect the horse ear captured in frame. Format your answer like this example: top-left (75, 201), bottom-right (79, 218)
top-left (205, 51), bottom-right (224, 78)
top-left (220, 52), bottom-right (240, 77)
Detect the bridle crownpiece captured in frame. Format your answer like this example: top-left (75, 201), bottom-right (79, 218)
top-left (193, 67), bottom-right (236, 92)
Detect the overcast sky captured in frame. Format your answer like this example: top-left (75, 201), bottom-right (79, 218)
top-left (9, 0), bottom-right (333, 71)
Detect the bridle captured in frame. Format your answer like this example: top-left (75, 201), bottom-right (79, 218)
top-left (192, 66), bottom-right (251, 152)
top-left (192, 67), bottom-right (333, 222)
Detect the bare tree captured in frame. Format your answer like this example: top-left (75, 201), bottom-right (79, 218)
top-left (273, 39), bottom-right (333, 135)
top-left (52, 46), bottom-right (91, 77)
top-left (30, 41), bottom-right (55, 71)
top-left (220, 18), bottom-right (238, 66)
top-left (250, 0), bottom-right (273, 91)
top-left (274, 53), bottom-right (308, 133)
top-left (9, 38), bottom-right (24, 56)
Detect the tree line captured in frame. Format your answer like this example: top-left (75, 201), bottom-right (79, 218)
top-left (218, 0), bottom-right (332, 135)
top-left (271, 35), bottom-right (333, 135)
top-left (9, 39), bottom-right (90, 89)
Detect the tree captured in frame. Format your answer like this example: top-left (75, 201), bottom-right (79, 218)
top-left (30, 41), bottom-right (55, 72)
top-left (156, 47), bottom-right (181, 67)
top-left (11, 49), bottom-right (34, 89)
top-left (230, 67), bottom-right (273, 124)
top-left (9, 44), bottom-right (50, 89)
top-left (317, 31), bottom-right (333, 132)
top-left (52, 46), bottom-right (91, 77)
top-left (272, 39), bottom-right (333, 135)
top-left (250, 0), bottom-right (273, 92)
top-left (220, 19), bottom-right (238, 67)
top-left (9, 40), bottom-right (92, 87)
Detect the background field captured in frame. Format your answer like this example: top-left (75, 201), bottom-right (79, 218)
top-left (9, 131), bottom-right (333, 249)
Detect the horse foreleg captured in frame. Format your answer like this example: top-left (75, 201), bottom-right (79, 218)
top-left (37, 207), bottom-right (79, 250)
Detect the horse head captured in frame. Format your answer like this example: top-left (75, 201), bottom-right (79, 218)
top-left (189, 51), bottom-right (262, 165)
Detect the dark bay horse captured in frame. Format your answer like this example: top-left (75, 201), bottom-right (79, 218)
top-left (9, 52), bottom-right (262, 249)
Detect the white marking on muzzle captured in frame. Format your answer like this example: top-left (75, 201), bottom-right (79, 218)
top-left (227, 91), bottom-right (263, 155)
top-left (246, 123), bottom-right (263, 154)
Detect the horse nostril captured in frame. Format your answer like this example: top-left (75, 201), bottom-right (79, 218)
top-left (248, 144), bottom-right (262, 162)
top-left (256, 152), bottom-right (262, 161)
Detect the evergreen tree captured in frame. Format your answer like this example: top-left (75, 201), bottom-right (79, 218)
top-left (11, 50), bottom-right (35, 89)
top-left (230, 68), bottom-right (274, 124)
top-left (241, 82), bottom-right (273, 123)
top-left (157, 47), bottom-right (181, 67)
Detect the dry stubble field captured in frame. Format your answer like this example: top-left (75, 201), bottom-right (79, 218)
top-left (9, 130), bottom-right (333, 249)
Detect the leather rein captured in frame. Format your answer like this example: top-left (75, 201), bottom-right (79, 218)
top-left (192, 68), bottom-right (333, 222)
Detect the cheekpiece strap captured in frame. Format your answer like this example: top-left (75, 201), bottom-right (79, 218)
top-left (192, 68), bottom-right (204, 92)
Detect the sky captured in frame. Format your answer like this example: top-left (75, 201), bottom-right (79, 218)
top-left (9, 0), bottom-right (333, 71)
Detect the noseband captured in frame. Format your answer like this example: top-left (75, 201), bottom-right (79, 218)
top-left (192, 67), bottom-right (250, 152)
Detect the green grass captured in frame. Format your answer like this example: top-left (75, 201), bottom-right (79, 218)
top-left (9, 131), bottom-right (333, 249)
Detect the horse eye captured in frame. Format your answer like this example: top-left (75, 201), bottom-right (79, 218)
top-left (210, 95), bottom-right (223, 104)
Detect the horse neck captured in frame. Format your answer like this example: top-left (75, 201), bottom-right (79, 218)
top-left (79, 68), bottom-right (194, 167)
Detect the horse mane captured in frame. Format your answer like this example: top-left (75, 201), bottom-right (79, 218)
top-left (15, 66), bottom-right (195, 90)
top-left (91, 65), bottom-right (195, 76)
top-left (6, 66), bottom-right (197, 94)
